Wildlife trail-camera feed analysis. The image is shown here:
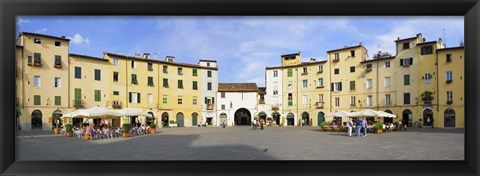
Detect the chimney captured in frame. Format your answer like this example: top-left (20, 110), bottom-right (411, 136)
top-left (423, 38), bottom-right (426, 42)
top-left (61, 36), bottom-right (66, 39)
top-left (142, 53), bottom-right (150, 59)
top-left (154, 52), bottom-right (157, 59)
top-left (166, 56), bottom-right (175, 62)
top-left (310, 58), bottom-right (316, 63)
top-left (397, 37), bottom-right (400, 40)
top-left (359, 42), bottom-right (362, 46)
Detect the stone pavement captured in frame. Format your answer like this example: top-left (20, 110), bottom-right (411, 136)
top-left (16, 126), bottom-right (464, 160)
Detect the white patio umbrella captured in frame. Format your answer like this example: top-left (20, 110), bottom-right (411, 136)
top-left (324, 111), bottom-right (352, 117)
top-left (350, 109), bottom-right (379, 117)
top-left (61, 109), bottom-right (86, 119)
top-left (375, 111), bottom-right (397, 118)
top-left (77, 106), bottom-right (123, 118)
top-left (117, 108), bottom-right (151, 117)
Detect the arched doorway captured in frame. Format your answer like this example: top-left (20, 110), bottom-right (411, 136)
top-left (444, 109), bottom-right (456, 128)
top-left (31, 110), bottom-right (43, 130)
top-left (317, 112), bottom-right (325, 126)
top-left (162, 112), bottom-right (169, 127)
top-left (423, 108), bottom-right (434, 126)
top-left (192, 113), bottom-right (199, 126)
top-left (219, 113), bottom-right (227, 126)
top-left (258, 111), bottom-right (267, 124)
top-left (176, 112), bottom-right (184, 127)
top-left (286, 113), bottom-right (294, 126)
top-left (301, 112), bottom-right (309, 126)
top-left (272, 112), bottom-right (281, 126)
top-left (384, 110), bottom-right (394, 124)
top-left (234, 108), bottom-right (251, 125)
top-left (52, 110), bottom-right (62, 129)
top-left (402, 109), bottom-right (413, 127)
top-left (146, 112), bottom-right (155, 126)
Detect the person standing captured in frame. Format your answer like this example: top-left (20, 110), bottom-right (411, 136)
top-left (362, 118), bottom-right (367, 137)
top-left (347, 118), bottom-right (353, 137)
top-left (355, 118), bottom-right (362, 137)
top-left (253, 119), bottom-right (257, 130)
top-left (397, 120), bottom-right (402, 131)
top-left (260, 119), bottom-right (264, 130)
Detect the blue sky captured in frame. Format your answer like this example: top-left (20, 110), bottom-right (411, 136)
top-left (17, 16), bottom-right (464, 87)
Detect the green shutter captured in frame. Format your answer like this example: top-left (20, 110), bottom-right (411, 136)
top-left (193, 69), bottom-right (197, 76)
top-left (212, 97), bottom-right (214, 104)
top-left (404, 75), bottom-right (410, 85)
top-left (95, 90), bottom-right (101, 102)
top-left (55, 96), bottom-right (61, 105)
top-left (205, 97), bottom-right (208, 104)
top-left (138, 93), bottom-right (141, 103)
top-left (288, 69), bottom-right (292, 77)
top-left (75, 67), bottom-right (81, 78)
top-left (331, 83), bottom-right (334, 91)
top-left (193, 81), bottom-right (197, 90)
top-left (339, 82), bottom-right (342, 91)
top-left (129, 92), bottom-right (132, 103)
top-left (55, 55), bottom-right (61, 65)
top-left (28, 56), bottom-right (32, 64)
top-left (34, 95), bottom-right (41, 105)
top-left (350, 81), bottom-right (355, 90)
top-left (74, 88), bottom-right (81, 100)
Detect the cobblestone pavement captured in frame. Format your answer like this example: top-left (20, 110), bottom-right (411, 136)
top-left (16, 126), bottom-right (464, 160)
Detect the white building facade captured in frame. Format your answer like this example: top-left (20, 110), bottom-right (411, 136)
top-left (265, 68), bottom-right (284, 126)
top-left (198, 60), bottom-right (218, 126)
top-left (216, 83), bottom-right (258, 126)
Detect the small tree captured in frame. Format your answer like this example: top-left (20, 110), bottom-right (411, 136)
top-left (65, 124), bottom-right (74, 133)
top-left (52, 114), bottom-right (62, 128)
top-left (281, 116), bottom-right (286, 126)
top-left (122, 123), bottom-right (132, 133)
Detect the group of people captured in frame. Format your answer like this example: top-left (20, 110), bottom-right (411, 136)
top-left (252, 119), bottom-right (264, 130)
top-left (74, 123), bottom-right (153, 140)
top-left (346, 117), bottom-right (368, 137)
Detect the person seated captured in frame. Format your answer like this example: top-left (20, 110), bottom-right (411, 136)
top-left (76, 128), bottom-right (83, 138)
top-left (137, 126), bottom-right (144, 135)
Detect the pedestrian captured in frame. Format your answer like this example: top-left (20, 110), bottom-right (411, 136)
top-left (260, 119), bottom-right (264, 130)
top-left (301, 118), bottom-right (305, 127)
top-left (397, 120), bottom-right (402, 131)
top-left (403, 122), bottom-right (408, 131)
top-left (362, 118), bottom-right (367, 137)
top-left (355, 118), bottom-right (362, 137)
top-left (253, 119), bottom-right (257, 130)
top-left (347, 118), bottom-right (353, 137)
top-left (431, 118), bottom-right (434, 128)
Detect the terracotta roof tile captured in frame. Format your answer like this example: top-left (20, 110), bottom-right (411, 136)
top-left (218, 83), bottom-right (258, 92)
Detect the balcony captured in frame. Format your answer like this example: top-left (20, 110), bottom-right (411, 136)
top-left (447, 100), bottom-right (453, 105)
top-left (317, 70), bottom-right (323, 74)
top-left (206, 104), bottom-right (214, 110)
top-left (316, 102), bottom-right (324, 109)
top-left (148, 67), bottom-right (153, 71)
top-left (316, 86), bottom-right (324, 89)
top-left (112, 101), bottom-right (122, 109)
top-left (271, 105), bottom-right (279, 111)
top-left (73, 99), bottom-right (84, 108)
top-left (54, 64), bottom-right (62, 68)
top-left (332, 58), bottom-right (339, 62)
top-left (365, 68), bottom-right (372, 72)
top-left (446, 79), bottom-right (452, 83)
top-left (301, 72), bottom-right (308, 75)
top-left (33, 61), bottom-right (42, 67)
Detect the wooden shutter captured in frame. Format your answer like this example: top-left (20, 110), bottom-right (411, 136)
top-left (400, 59), bottom-right (404, 66)
top-left (409, 58), bottom-right (413, 65)
top-left (212, 97), bottom-right (214, 104)
top-left (339, 82), bottom-right (342, 91)
top-left (129, 92), bottom-right (132, 103)
top-left (138, 93), bottom-right (140, 103)
top-left (331, 83), bottom-right (334, 91)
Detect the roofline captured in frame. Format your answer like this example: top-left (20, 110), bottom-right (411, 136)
top-left (105, 52), bottom-right (218, 70)
top-left (394, 36), bottom-right (418, 42)
top-left (326, 45), bottom-right (363, 53)
top-left (360, 56), bottom-right (395, 64)
top-left (70, 54), bottom-right (109, 62)
top-left (416, 41), bottom-right (437, 46)
top-left (436, 46), bottom-right (465, 51)
top-left (218, 90), bottom-right (259, 92)
top-left (266, 60), bottom-right (327, 70)
top-left (19, 32), bottom-right (70, 41)
top-left (199, 59), bottom-right (217, 63)
top-left (281, 52), bottom-right (300, 57)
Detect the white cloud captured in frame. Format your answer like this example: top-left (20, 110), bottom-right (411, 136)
top-left (68, 33), bottom-right (90, 45)
top-left (16, 18), bottom-right (30, 26)
top-left (35, 28), bottom-right (47, 33)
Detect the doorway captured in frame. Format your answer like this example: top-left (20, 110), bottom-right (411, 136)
top-left (31, 110), bottom-right (43, 130)
top-left (234, 108), bottom-right (251, 125)
top-left (444, 108), bottom-right (456, 128)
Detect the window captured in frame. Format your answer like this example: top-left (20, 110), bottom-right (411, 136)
top-left (366, 64), bottom-right (372, 70)
top-left (131, 60), bottom-right (136, 68)
top-left (273, 70), bottom-right (278, 77)
top-left (113, 91), bottom-right (119, 95)
top-left (385, 61), bottom-right (390, 68)
top-left (385, 77), bottom-right (391, 87)
top-left (334, 97), bottom-right (340, 107)
top-left (178, 80), bottom-right (183, 89)
top-left (34, 76), bottom-right (40, 88)
top-left (34, 95), bottom-right (41, 105)
top-left (148, 94), bottom-right (153, 104)
top-left (193, 81), bottom-right (198, 90)
top-left (54, 77), bottom-right (61, 88)
top-left (350, 81), bottom-right (355, 90)
top-left (318, 65), bottom-right (323, 72)
top-left (207, 82), bottom-right (212, 91)
top-left (163, 96), bottom-right (168, 104)
top-left (113, 72), bottom-right (119, 82)
top-left (350, 50), bottom-right (355, 57)
top-left (178, 68), bottom-right (183, 75)
top-left (403, 42), bottom-right (409, 49)
top-left (424, 73), bottom-right (432, 84)
top-left (318, 94), bottom-right (323, 103)
top-left (178, 97), bottom-right (183, 105)
top-left (34, 53), bottom-right (41, 64)
top-left (129, 92), bottom-right (140, 103)
top-left (55, 41), bottom-right (61, 46)
top-left (288, 93), bottom-right (293, 106)
top-left (404, 93), bottom-right (410, 105)
top-left (367, 95), bottom-right (373, 106)
top-left (55, 55), bottom-right (61, 66)
top-left (221, 92), bottom-right (225, 98)
top-left (55, 96), bottom-right (61, 105)
top-left (385, 94), bottom-right (391, 106)
top-left (148, 63), bottom-right (153, 70)
top-left (113, 58), bottom-right (119, 67)
top-left (273, 97), bottom-right (279, 105)
top-left (131, 74), bottom-right (138, 84)
top-left (163, 66), bottom-right (168, 73)
top-left (94, 69), bottom-right (101, 81)
top-left (400, 58), bottom-right (413, 66)
top-left (332, 82), bottom-right (342, 92)
top-left (34, 38), bottom-right (41, 44)
top-left (221, 104), bottom-right (226, 110)
top-left (94, 90), bottom-right (101, 102)
top-left (334, 53), bottom-right (339, 60)
top-left (446, 71), bottom-right (453, 82)
top-left (74, 67), bottom-right (81, 79)
top-left (302, 67), bottom-right (308, 74)
top-left (193, 69), bottom-right (198, 76)
top-left (404, 75), bottom-right (410, 85)
top-left (350, 96), bottom-right (356, 106)
top-left (193, 97), bottom-right (197, 105)
top-left (287, 69), bottom-right (293, 77)
top-left (163, 78), bottom-right (169, 88)
top-left (74, 89), bottom-right (81, 101)
top-left (367, 79), bottom-right (372, 89)
top-left (350, 66), bottom-right (355, 73)
top-left (302, 95), bottom-right (308, 105)
top-left (318, 78), bottom-right (324, 87)
top-left (28, 56), bottom-right (32, 64)
top-left (207, 71), bottom-right (212, 77)
top-left (148, 77), bottom-right (154, 86)
top-left (287, 81), bottom-right (292, 90)
top-left (273, 91), bottom-right (278, 95)
top-left (447, 91), bottom-right (453, 102)
top-left (421, 45), bottom-right (433, 55)
top-left (334, 68), bottom-right (339, 75)
top-left (446, 54), bottom-right (452, 62)
top-left (302, 80), bottom-right (308, 88)
top-left (206, 62), bottom-right (211, 67)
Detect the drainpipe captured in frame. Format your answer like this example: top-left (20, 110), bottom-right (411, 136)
top-left (436, 51), bottom-right (439, 127)
top-left (377, 61), bottom-right (379, 111)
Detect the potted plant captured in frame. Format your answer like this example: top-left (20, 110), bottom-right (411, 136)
top-left (64, 124), bottom-right (74, 137)
top-left (121, 123), bottom-right (132, 138)
top-left (149, 123), bottom-right (157, 134)
top-left (374, 122), bottom-right (383, 134)
top-left (320, 121), bottom-right (329, 131)
top-left (169, 120), bottom-right (176, 127)
top-left (281, 116), bottom-right (286, 127)
top-left (52, 114), bottom-right (62, 134)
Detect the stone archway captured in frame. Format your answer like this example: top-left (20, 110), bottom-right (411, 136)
top-left (234, 108), bottom-right (251, 126)
top-left (444, 108), bottom-right (456, 128)
top-left (52, 110), bottom-right (62, 129)
top-left (272, 112), bottom-right (281, 126)
top-left (402, 109), bottom-right (413, 127)
top-left (423, 108), bottom-right (434, 126)
top-left (317, 112), bottom-right (325, 126)
top-left (162, 112), bottom-right (169, 127)
top-left (286, 112), bottom-right (294, 126)
top-left (176, 112), bottom-right (184, 127)
top-left (146, 112), bottom-right (155, 126)
top-left (301, 112), bottom-right (310, 126)
top-left (31, 110), bottom-right (43, 130)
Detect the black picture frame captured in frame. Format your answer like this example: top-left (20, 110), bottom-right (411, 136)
top-left (1, 0), bottom-right (479, 175)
